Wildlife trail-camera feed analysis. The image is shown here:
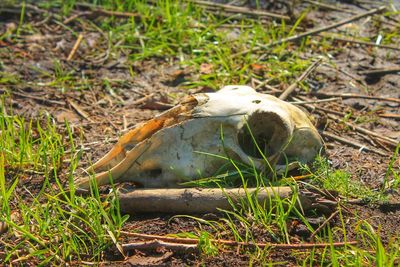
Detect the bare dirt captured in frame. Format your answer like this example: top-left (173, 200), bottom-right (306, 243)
top-left (0, 1), bottom-right (399, 266)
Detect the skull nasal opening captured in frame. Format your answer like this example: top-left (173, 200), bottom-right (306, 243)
top-left (237, 111), bottom-right (290, 159)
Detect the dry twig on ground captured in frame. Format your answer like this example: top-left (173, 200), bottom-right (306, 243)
top-left (235, 6), bottom-right (386, 56)
top-left (321, 131), bottom-right (388, 156)
top-left (279, 59), bottom-right (322, 100)
top-left (121, 231), bottom-right (357, 251)
top-left (189, 0), bottom-right (290, 20)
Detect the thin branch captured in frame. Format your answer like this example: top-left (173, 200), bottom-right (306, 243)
top-left (269, 6), bottom-right (386, 46)
top-left (358, 67), bottom-right (400, 76)
top-left (67, 33), bottom-right (84, 61)
top-left (304, 0), bottom-right (355, 14)
top-left (68, 99), bottom-right (94, 122)
top-left (129, 93), bottom-right (155, 106)
top-left (0, 89), bottom-right (65, 105)
top-left (306, 92), bottom-right (400, 104)
top-left (321, 34), bottom-right (400, 51)
top-left (310, 210), bottom-right (340, 240)
top-left (378, 113), bottom-right (400, 120)
top-left (189, 0), bottom-right (290, 20)
top-left (235, 6), bottom-right (386, 56)
top-left (279, 59), bottom-right (322, 100)
top-left (121, 231), bottom-right (357, 249)
top-left (290, 97), bottom-right (341, 105)
top-left (321, 131), bottom-right (388, 156)
top-left (325, 113), bottom-right (398, 147)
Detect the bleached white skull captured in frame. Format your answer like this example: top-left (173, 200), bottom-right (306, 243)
top-left (76, 86), bottom-right (323, 189)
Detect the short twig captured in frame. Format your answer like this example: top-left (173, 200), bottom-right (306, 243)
top-left (189, 0), bottom-right (290, 20)
top-left (0, 89), bottom-right (65, 105)
top-left (290, 97), bottom-right (341, 105)
top-left (306, 92), bottom-right (400, 104)
top-left (68, 99), bottom-right (94, 122)
top-left (282, 174), bottom-right (313, 182)
top-left (305, 0), bottom-right (355, 14)
top-left (321, 34), bottom-right (400, 51)
top-left (65, 9), bottom-right (139, 24)
top-left (321, 131), bottom-right (387, 156)
top-left (67, 33), bottom-right (84, 61)
top-left (63, 11), bottom-right (92, 24)
top-left (127, 93), bottom-right (156, 106)
top-left (378, 113), bottom-right (400, 120)
top-left (279, 59), bottom-right (322, 100)
top-left (310, 210), bottom-right (340, 240)
top-left (358, 67), bottom-right (400, 76)
top-left (325, 113), bottom-right (398, 147)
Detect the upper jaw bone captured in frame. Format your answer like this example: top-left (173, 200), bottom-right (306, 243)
top-left (76, 86), bottom-right (323, 189)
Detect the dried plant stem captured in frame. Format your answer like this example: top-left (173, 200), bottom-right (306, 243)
top-left (321, 131), bottom-right (387, 156)
top-left (325, 113), bottom-right (398, 147)
top-left (279, 59), bottom-right (322, 100)
top-left (321, 34), bottom-right (400, 51)
top-left (121, 231), bottom-right (357, 250)
top-left (67, 33), bottom-right (84, 61)
top-left (189, 0), bottom-right (290, 20)
top-left (310, 210), bottom-right (340, 240)
top-left (235, 6), bottom-right (386, 56)
top-left (304, 0), bottom-right (355, 13)
top-left (290, 97), bottom-right (341, 105)
top-left (306, 92), bottom-right (400, 104)
top-left (358, 67), bottom-right (400, 76)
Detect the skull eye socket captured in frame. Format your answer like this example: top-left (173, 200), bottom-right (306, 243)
top-left (237, 111), bottom-right (290, 159)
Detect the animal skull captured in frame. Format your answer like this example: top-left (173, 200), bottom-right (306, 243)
top-left (76, 86), bottom-right (323, 189)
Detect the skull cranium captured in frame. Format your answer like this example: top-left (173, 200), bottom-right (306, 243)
top-left (76, 86), bottom-right (323, 189)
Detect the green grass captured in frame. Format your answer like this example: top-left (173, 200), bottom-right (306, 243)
top-left (2, 0), bottom-right (313, 90)
top-left (303, 155), bottom-right (387, 203)
top-left (0, 98), bottom-right (128, 264)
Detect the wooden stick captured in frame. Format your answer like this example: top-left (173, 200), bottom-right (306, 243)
top-left (269, 6), bottom-right (386, 46)
top-left (358, 67), bottom-right (400, 76)
top-left (279, 59), bottom-right (322, 100)
top-left (64, 9), bottom-right (140, 24)
top-left (310, 210), bottom-right (340, 240)
top-left (68, 99), bottom-right (94, 122)
top-left (378, 113), bottom-right (400, 120)
top-left (118, 187), bottom-right (323, 214)
top-left (321, 131), bottom-right (387, 156)
top-left (189, 0), bottom-right (290, 20)
top-left (235, 6), bottom-right (386, 56)
top-left (306, 92), bottom-right (400, 104)
top-left (121, 231), bottom-right (357, 250)
top-left (293, 95), bottom-right (398, 151)
top-left (129, 93), bottom-right (155, 106)
top-left (321, 34), bottom-right (400, 51)
top-left (290, 97), bottom-right (341, 105)
top-left (67, 33), bottom-right (84, 61)
top-left (0, 89), bottom-right (65, 105)
top-left (325, 113), bottom-right (398, 147)
top-left (304, 0), bottom-right (355, 14)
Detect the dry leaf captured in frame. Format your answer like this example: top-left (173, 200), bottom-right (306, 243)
top-left (199, 63), bottom-right (213, 74)
top-left (55, 110), bottom-right (79, 123)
